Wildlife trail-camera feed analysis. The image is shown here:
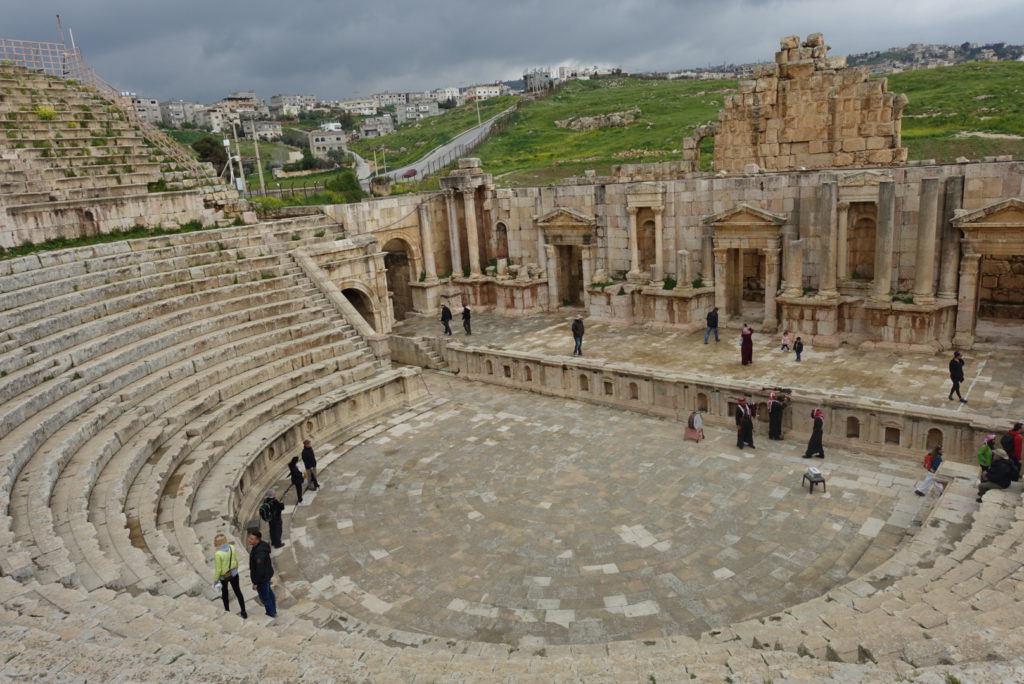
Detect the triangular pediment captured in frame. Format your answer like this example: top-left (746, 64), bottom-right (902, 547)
top-left (704, 203), bottom-right (786, 227)
top-left (953, 198), bottom-right (1024, 229)
top-left (535, 207), bottom-right (596, 227)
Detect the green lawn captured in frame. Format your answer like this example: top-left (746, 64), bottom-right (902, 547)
top-left (348, 96), bottom-right (520, 170)
top-left (473, 77), bottom-right (731, 185)
top-left (883, 61), bottom-right (1024, 163)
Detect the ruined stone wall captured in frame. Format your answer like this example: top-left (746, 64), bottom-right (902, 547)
top-left (712, 33), bottom-right (908, 173)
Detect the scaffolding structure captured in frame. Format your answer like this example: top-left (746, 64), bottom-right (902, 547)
top-left (0, 37), bottom-right (107, 93)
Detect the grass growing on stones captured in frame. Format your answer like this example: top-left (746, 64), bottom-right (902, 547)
top-left (0, 220), bottom-right (212, 260)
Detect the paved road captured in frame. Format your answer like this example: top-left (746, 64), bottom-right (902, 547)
top-left (357, 105), bottom-right (516, 184)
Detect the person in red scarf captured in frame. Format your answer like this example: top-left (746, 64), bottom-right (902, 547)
top-left (803, 408), bottom-right (825, 459)
top-left (735, 397), bottom-right (755, 449)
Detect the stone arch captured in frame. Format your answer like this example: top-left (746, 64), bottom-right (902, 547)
top-left (382, 236), bottom-right (417, 321)
top-left (846, 416), bottom-right (860, 439)
top-left (578, 374), bottom-right (589, 392)
top-left (342, 287), bottom-right (377, 331)
top-left (629, 382), bottom-right (639, 400)
top-left (926, 428), bottom-right (944, 450)
top-left (696, 392), bottom-right (709, 412)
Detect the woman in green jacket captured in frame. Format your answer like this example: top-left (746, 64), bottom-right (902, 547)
top-left (978, 434), bottom-right (997, 479)
top-left (212, 533), bottom-right (247, 619)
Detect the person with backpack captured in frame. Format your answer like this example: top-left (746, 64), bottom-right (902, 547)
top-left (258, 490), bottom-right (285, 549)
top-left (914, 445), bottom-right (944, 497)
top-left (977, 449), bottom-right (1016, 502)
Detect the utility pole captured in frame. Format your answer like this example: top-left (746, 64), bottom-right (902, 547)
top-left (231, 120), bottom-right (246, 192)
top-left (251, 125), bottom-right (266, 195)
top-left (476, 95), bottom-right (482, 126)
top-left (223, 136), bottom-right (234, 186)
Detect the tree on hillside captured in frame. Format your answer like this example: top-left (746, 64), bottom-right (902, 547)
top-left (191, 136), bottom-right (228, 174)
top-left (324, 169), bottom-right (366, 203)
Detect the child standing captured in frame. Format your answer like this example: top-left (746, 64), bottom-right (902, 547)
top-left (793, 336), bottom-right (804, 362)
top-left (780, 330), bottom-right (791, 352)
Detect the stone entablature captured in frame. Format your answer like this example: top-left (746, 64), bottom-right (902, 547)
top-left (710, 33), bottom-right (909, 173)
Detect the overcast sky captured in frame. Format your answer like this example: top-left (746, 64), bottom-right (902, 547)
top-left (5, 0), bottom-right (1022, 104)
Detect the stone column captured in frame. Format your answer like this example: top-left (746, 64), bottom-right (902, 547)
top-left (417, 202), bottom-right (438, 282)
top-left (702, 233), bottom-right (715, 287)
top-left (818, 181), bottom-right (839, 298)
top-left (444, 191), bottom-right (462, 277)
top-left (463, 190), bottom-right (482, 277)
top-left (581, 245), bottom-right (594, 308)
top-left (953, 251), bottom-right (981, 348)
top-left (674, 249), bottom-right (690, 290)
top-left (836, 201), bottom-right (850, 281)
top-left (913, 177), bottom-right (940, 305)
top-left (763, 246), bottom-right (780, 330)
top-left (545, 243), bottom-right (560, 310)
top-left (782, 238), bottom-right (804, 297)
top-left (626, 206), bottom-right (641, 280)
top-left (871, 180), bottom-right (896, 303)
top-left (937, 175), bottom-right (964, 300)
top-left (713, 247), bottom-right (729, 319)
top-left (652, 206), bottom-right (664, 282)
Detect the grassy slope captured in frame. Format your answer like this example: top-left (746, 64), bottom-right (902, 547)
top-left (883, 61), bottom-right (1024, 162)
top-left (347, 96), bottom-right (519, 170)
top-left (474, 77), bottom-right (730, 185)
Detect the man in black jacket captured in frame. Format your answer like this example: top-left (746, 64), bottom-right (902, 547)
top-left (704, 307), bottom-right (719, 344)
top-left (571, 315), bottom-right (585, 356)
top-left (247, 530), bottom-right (277, 618)
top-left (440, 304), bottom-right (453, 336)
top-left (301, 439), bottom-right (320, 490)
top-left (948, 351), bottom-right (967, 403)
top-left (977, 449), bottom-right (1016, 502)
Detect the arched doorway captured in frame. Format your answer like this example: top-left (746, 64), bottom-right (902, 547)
top-left (848, 204), bottom-right (877, 280)
top-left (638, 210), bottom-right (656, 278)
top-left (342, 288), bottom-right (375, 331)
top-left (382, 238), bottom-right (415, 321)
top-left (495, 222), bottom-right (509, 261)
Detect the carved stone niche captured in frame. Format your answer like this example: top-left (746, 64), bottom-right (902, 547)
top-left (837, 170), bottom-right (892, 285)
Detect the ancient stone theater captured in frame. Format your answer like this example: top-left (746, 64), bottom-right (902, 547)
top-left (1, 32), bottom-right (1023, 682)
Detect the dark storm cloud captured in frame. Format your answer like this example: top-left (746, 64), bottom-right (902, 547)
top-left (4, 0), bottom-right (1021, 103)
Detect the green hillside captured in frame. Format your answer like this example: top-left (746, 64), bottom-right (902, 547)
top-left (474, 77), bottom-right (730, 186)
top-left (883, 61), bottom-right (1024, 163)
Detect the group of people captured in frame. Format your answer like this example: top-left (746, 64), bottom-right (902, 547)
top-left (705, 308), bottom-right (803, 364)
top-left (975, 425), bottom-right (1024, 502)
top-left (439, 303), bottom-right (472, 336)
top-left (733, 393), bottom-right (825, 459)
top-left (210, 439), bottom-right (326, 621)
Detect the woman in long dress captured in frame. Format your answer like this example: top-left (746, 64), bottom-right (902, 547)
top-left (804, 408), bottom-right (825, 458)
top-left (740, 325), bottom-right (754, 365)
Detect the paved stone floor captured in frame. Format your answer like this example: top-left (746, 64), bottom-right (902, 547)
top-left (274, 373), bottom-right (940, 647)
top-left (394, 312), bottom-right (1024, 422)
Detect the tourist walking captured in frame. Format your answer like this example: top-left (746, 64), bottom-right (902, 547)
top-left (735, 397), bottom-right (755, 449)
top-left (740, 324), bottom-right (754, 365)
top-left (287, 456), bottom-right (304, 504)
top-left (440, 304), bottom-right (453, 336)
top-left (247, 530), bottom-right (277, 619)
top-left (978, 434), bottom-right (996, 480)
top-left (704, 307), bottom-right (719, 344)
top-left (767, 392), bottom-right (788, 440)
top-left (804, 408), bottom-right (826, 458)
top-left (780, 330), bottom-right (791, 352)
top-left (977, 449), bottom-right (1016, 502)
top-left (948, 351), bottom-right (967, 403)
top-left (212, 533), bottom-right (247, 619)
top-left (793, 336), bottom-right (804, 362)
top-left (462, 305), bottom-right (472, 335)
top-left (571, 315), bottom-right (584, 356)
top-left (301, 439), bottom-right (320, 491)
top-left (915, 445), bottom-right (944, 497)
top-left (258, 490), bottom-right (285, 549)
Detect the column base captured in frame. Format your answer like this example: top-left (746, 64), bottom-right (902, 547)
top-left (912, 294), bottom-right (936, 306)
top-left (626, 270), bottom-right (647, 284)
top-left (870, 294), bottom-right (892, 304)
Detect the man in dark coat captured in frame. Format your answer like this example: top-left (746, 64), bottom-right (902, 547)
top-left (440, 304), bottom-right (453, 336)
top-left (767, 392), bottom-right (788, 440)
top-left (804, 408), bottom-right (826, 458)
top-left (260, 490), bottom-right (286, 548)
top-left (462, 305), bottom-right (472, 335)
top-left (571, 315), bottom-right (585, 356)
top-left (735, 397), bottom-right (755, 449)
top-left (977, 449), bottom-right (1016, 502)
top-left (948, 351), bottom-right (967, 403)
top-left (247, 530), bottom-right (277, 618)
top-left (301, 439), bottom-right (319, 490)
top-left (704, 307), bottom-right (719, 344)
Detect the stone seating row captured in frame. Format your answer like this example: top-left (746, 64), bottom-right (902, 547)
top-left (0, 285), bottom-right (344, 580)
